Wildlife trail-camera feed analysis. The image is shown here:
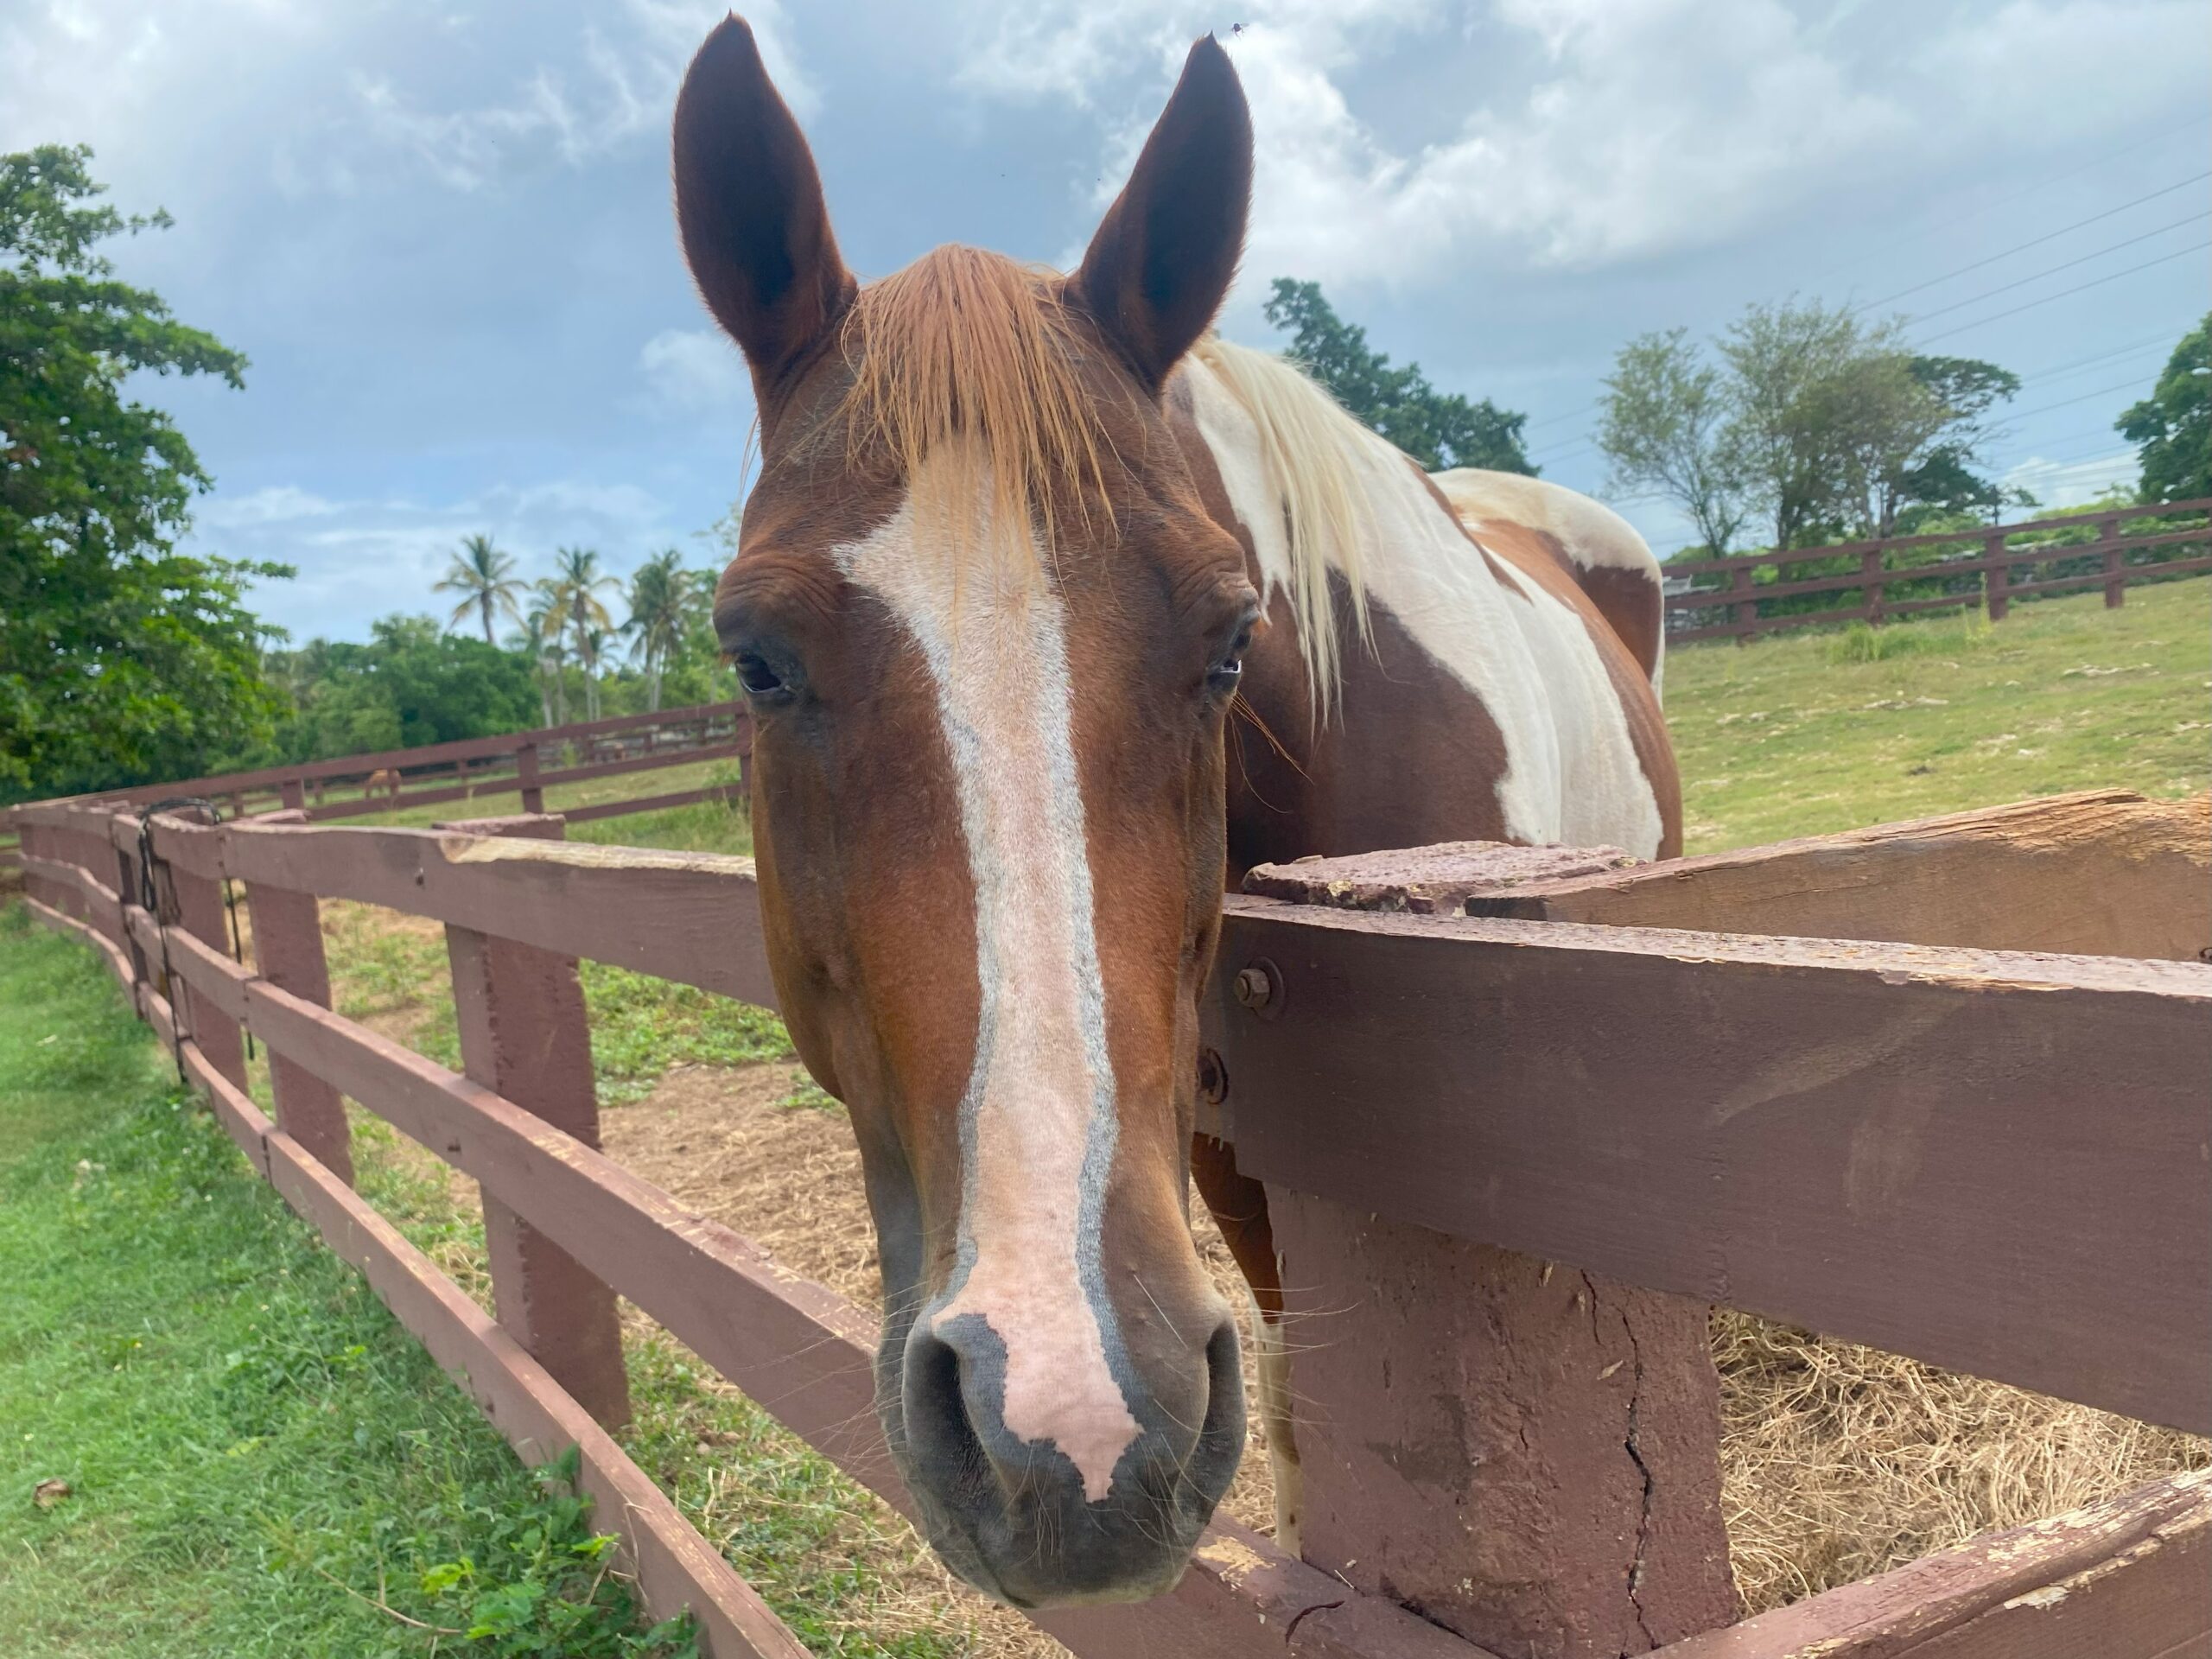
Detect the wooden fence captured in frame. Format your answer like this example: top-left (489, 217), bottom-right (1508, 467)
top-left (29, 698), bottom-right (753, 826)
top-left (9, 785), bottom-right (2209, 1659)
top-left (1664, 497), bottom-right (2212, 644)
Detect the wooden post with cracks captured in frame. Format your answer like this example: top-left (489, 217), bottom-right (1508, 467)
top-left (438, 810), bottom-right (631, 1429)
top-left (1223, 842), bottom-right (1738, 1659)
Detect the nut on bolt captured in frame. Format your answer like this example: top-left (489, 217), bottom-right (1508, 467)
top-left (1232, 964), bottom-right (1274, 1012)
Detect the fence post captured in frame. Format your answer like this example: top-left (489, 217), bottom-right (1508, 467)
top-left (1861, 546), bottom-right (1885, 624)
top-left (150, 808), bottom-right (250, 1092)
top-left (242, 810), bottom-right (354, 1184)
top-left (1984, 531), bottom-right (2010, 622)
top-left (279, 776), bottom-right (306, 811)
top-left (1729, 561), bottom-right (1757, 645)
top-left (438, 810), bottom-right (630, 1428)
top-left (1225, 846), bottom-right (1737, 1658)
top-left (515, 741), bottom-right (544, 815)
top-left (2098, 512), bottom-right (2124, 609)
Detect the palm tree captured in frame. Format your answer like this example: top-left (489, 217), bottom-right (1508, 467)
top-left (524, 582), bottom-right (572, 726)
top-left (434, 533), bottom-right (524, 645)
top-left (625, 550), bottom-right (692, 712)
top-left (581, 626), bottom-right (619, 721)
top-left (507, 610), bottom-right (563, 728)
top-left (544, 547), bottom-right (620, 721)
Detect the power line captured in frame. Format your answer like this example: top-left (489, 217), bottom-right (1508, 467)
top-left (1899, 214), bottom-right (2207, 327)
top-left (1806, 112), bottom-right (2210, 289)
top-left (2017, 335), bottom-right (2175, 386)
top-left (1855, 172), bottom-right (2209, 312)
top-left (2003, 377), bottom-right (2154, 423)
top-left (1916, 241), bottom-right (2210, 345)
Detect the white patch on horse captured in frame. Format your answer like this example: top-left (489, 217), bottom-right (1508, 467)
top-left (1185, 356), bottom-right (1666, 858)
top-left (833, 467), bottom-right (1139, 1504)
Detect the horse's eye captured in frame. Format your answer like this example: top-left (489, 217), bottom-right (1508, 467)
top-left (1206, 622), bottom-right (1254, 697)
top-left (736, 652), bottom-right (791, 703)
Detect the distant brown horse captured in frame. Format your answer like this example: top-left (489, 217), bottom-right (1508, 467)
top-left (673, 17), bottom-right (1677, 1608)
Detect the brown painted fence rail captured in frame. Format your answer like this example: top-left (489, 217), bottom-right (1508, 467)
top-left (1664, 497), bottom-right (2212, 643)
top-left (29, 698), bottom-right (753, 827)
top-left (10, 785), bottom-right (2210, 1658)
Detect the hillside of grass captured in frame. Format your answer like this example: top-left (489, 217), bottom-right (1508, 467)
top-left (1665, 581), bottom-right (2209, 853)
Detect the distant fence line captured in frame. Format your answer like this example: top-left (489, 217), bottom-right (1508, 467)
top-left (1663, 497), bottom-right (2212, 645)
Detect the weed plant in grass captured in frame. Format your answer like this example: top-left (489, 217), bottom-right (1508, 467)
top-left (0, 908), bottom-right (692, 1658)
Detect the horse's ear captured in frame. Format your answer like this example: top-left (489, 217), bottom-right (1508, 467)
top-left (673, 16), bottom-right (855, 391)
top-left (1070, 35), bottom-right (1252, 391)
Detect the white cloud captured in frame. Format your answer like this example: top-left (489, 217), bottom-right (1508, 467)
top-left (955, 0), bottom-right (2209, 290)
top-left (348, 0), bottom-right (814, 192)
top-left (194, 484), bottom-right (340, 528)
top-left (637, 327), bottom-right (749, 413)
top-left (2004, 447), bottom-right (2141, 509)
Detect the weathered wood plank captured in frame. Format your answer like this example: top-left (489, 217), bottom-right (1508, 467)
top-left (561, 782), bottom-right (747, 824)
top-left (1651, 1471), bottom-right (2212, 1658)
top-left (1419, 792), bottom-right (2200, 961)
top-left (1211, 899), bottom-right (2212, 1432)
top-left (217, 823), bottom-right (780, 1007)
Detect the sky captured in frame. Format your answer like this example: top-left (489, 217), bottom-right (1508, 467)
top-left (4, 0), bottom-right (2207, 645)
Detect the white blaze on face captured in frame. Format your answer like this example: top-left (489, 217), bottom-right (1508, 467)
top-left (835, 471), bottom-right (1141, 1505)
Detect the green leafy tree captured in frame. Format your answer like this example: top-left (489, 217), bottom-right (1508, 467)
top-left (1262, 279), bottom-right (1535, 474)
top-left (0, 143), bottom-right (287, 798)
top-left (435, 532), bottom-right (524, 645)
top-left (624, 549), bottom-right (693, 712)
top-left (253, 615), bottom-right (537, 763)
top-left (1599, 327), bottom-right (1751, 555)
top-left (2117, 313), bottom-right (2211, 505)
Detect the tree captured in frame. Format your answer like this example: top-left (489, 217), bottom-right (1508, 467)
top-left (1601, 299), bottom-right (2019, 554)
top-left (0, 143), bottom-right (288, 798)
top-left (543, 546), bottom-right (619, 720)
top-left (253, 615), bottom-right (538, 763)
top-left (1598, 327), bottom-right (1751, 555)
top-left (2117, 313), bottom-right (2211, 505)
top-left (1262, 279), bottom-right (1535, 474)
top-left (625, 549), bottom-right (693, 713)
top-left (434, 532), bottom-right (524, 645)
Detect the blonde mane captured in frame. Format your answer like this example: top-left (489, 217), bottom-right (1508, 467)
top-left (1187, 336), bottom-right (1375, 717)
top-left (837, 245), bottom-right (1119, 587)
top-left (831, 249), bottom-right (1381, 711)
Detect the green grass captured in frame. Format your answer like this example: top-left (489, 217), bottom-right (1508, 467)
top-left (321, 759), bottom-right (748, 837)
top-left (0, 910), bottom-right (691, 1658)
top-left (1665, 580), bottom-right (2211, 853)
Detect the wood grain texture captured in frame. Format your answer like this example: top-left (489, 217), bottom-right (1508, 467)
top-left (1211, 899), bottom-right (2212, 1432)
top-left (1649, 1471), bottom-right (2211, 1658)
top-left (1407, 792), bottom-right (2208, 961)
top-left (217, 823), bottom-right (781, 1007)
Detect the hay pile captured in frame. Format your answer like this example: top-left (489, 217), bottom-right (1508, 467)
top-left (1713, 1308), bottom-right (2208, 1611)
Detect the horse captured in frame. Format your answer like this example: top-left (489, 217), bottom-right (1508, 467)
top-left (671, 17), bottom-right (1679, 1609)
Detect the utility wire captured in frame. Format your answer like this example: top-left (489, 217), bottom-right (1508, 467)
top-left (1898, 214), bottom-right (2207, 327)
top-left (1855, 172), bottom-right (2209, 312)
top-left (1916, 241), bottom-right (2210, 345)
